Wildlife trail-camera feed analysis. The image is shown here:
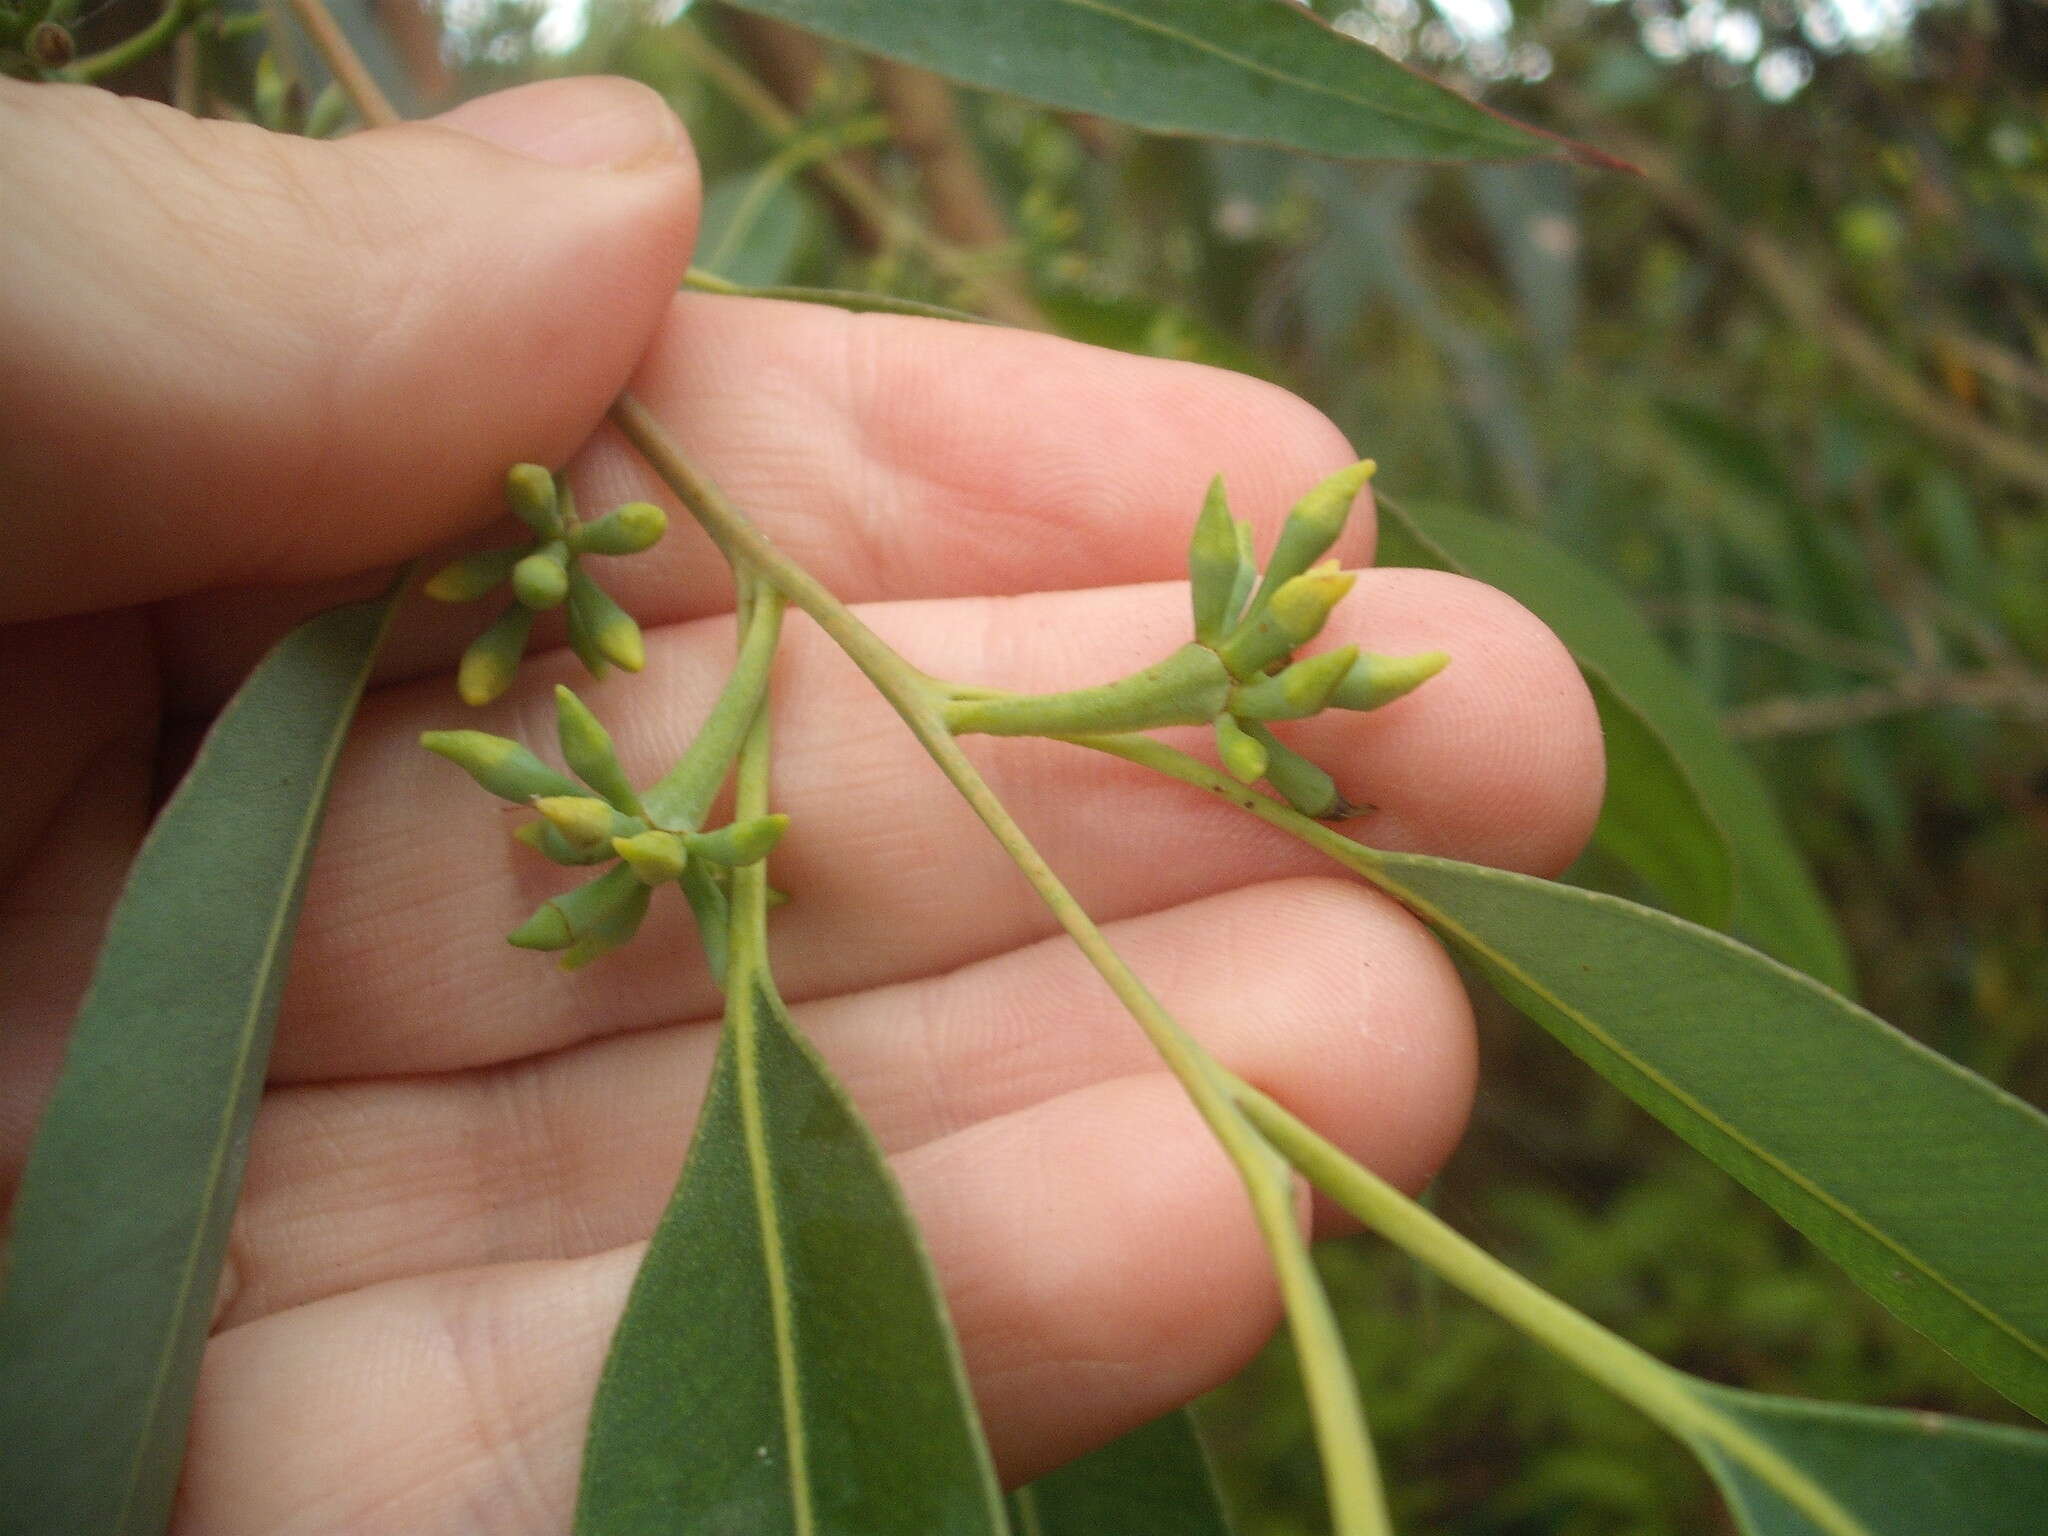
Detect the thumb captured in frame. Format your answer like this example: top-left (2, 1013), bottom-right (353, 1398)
top-left (0, 75), bottom-right (698, 623)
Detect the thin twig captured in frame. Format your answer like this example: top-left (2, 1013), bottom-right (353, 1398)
top-left (1723, 668), bottom-right (2048, 739)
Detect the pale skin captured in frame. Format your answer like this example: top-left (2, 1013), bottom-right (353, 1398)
top-left (0, 73), bottom-right (1604, 1533)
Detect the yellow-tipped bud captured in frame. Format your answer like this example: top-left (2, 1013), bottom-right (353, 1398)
top-left (421, 729), bottom-right (582, 804)
top-left (513, 820), bottom-right (616, 866)
top-left (423, 547), bottom-right (522, 603)
top-left (505, 463), bottom-right (561, 538)
top-left (553, 685), bottom-right (643, 814)
top-left (1330, 650), bottom-right (1450, 712)
top-left (533, 795), bottom-right (622, 850)
top-left (612, 829), bottom-right (689, 885)
top-left (1215, 566), bottom-right (1355, 679)
top-left (572, 501), bottom-right (668, 556)
top-left (1242, 460), bottom-right (1375, 620)
top-left (512, 543), bottom-right (570, 610)
top-left (1229, 645), bottom-right (1359, 722)
top-left (567, 568), bottom-right (645, 673)
top-left (686, 814), bottom-right (791, 868)
top-left (1214, 714), bottom-right (1269, 784)
top-left (508, 866), bottom-right (649, 965)
top-left (456, 604), bottom-right (535, 707)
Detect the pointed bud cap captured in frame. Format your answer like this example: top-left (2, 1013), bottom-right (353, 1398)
top-left (421, 729), bottom-right (582, 803)
top-left (512, 543), bottom-right (570, 610)
top-left (533, 795), bottom-right (621, 849)
top-left (1213, 714), bottom-right (1268, 784)
top-left (1267, 566), bottom-right (1356, 649)
top-left (1246, 723), bottom-right (1343, 819)
top-left (505, 463), bottom-right (561, 538)
top-left (553, 685), bottom-right (643, 814)
top-left (572, 501), bottom-right (668, 556)
top-left (1331, 650), bottom-right (1450, 712)
top-left (567, 568), bottom-right (644, 673)
top-left (423, 546), bottom-right (521, 603)
top-left (613, 829), bottom-right (689, 885)
top-left (686, 814), bottom-right (790, 868)
top-left (456, 604), bottom-right (535, 707)
top-left (1243, 460), bottom-right (1375, 620)
top-left (513, 819), bottom-right (616, 866)
top-left (508, 866), bottom-right (646, 962)
top-left (1230, 645), bottom-right (1359, 722)
top-left (1188, 477), bottom-right (1249, 645)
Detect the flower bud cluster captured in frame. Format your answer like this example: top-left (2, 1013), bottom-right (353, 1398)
top-left (425, 464), bottom-right (669, 707)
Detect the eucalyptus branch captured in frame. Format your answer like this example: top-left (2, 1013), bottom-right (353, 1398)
top-left (613, 397), bottom-right (1393, 1536)
top-left (59, 0), bottom-right (198, 83)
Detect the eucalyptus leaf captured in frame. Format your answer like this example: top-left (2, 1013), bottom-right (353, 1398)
top-left (718, 0), bottom-right (1592, 164)
top-left (0, 586), bottom-right (400, 1534)
top-left (1009, 1410), bottom-right (1235, 1535)
top-left (1586, 669), bottom-right (1734, 929)
top-left (1691, 1386), bottom-right (2048, 1535)
top-left (1375, 497), bottom-right (1853, 993)
top-left (574, 977), bottom-right (1007, 1534)
top-left (1340, 846), bottom-right (2048, 1423)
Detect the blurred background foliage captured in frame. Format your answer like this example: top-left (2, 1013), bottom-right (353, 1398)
top-left (132, 0), bottom-right (2048, 1525)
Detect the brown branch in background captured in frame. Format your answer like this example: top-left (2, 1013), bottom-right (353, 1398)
top-left (721, 11), bottom-right (878, 251)
top-left (1724, 668), bottom-right (2048, 739)
top-left (1554, 95), bottom-right (2048, 500)
top-left (677, 29), bottom-right (1044, 328)
top-left (1931, 327), bottom-right (2048, 412)
top-left (285, 0), bottom-right (394, 125)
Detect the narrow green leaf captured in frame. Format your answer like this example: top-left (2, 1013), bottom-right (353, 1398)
top-left (1376, 497), bottom-right (1853, 993)
top-left (1341, 846), bottom-right (2048, 1422)
top-left (0, 587), bottom-right (399, 1534)
top-left (719, 0), bottom-right (1597, 164)
top-left (575, 978), bottom-right (1007, 1534)
top-left (1587, 669), bottom-right (1735, 929)
top-left (1009, 1410), bottom-right (1235, 1535)
top-left (1691, 1386), bottom-right (2048, 1535)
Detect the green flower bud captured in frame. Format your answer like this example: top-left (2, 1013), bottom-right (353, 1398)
top-left (27, 19), bottom-right (74, 67)
top-left (456, 604), bottom-right (536, 707)
top-left (685, 813), bottom-right (790, 868)
top-left (572, 501), bottom-right (668, 556)
top-left (1213, 714), bottom-right (1268, 784)
top-left (421, 729), bottom-right (582, 803)
top-left (1228, 645), bottom-right (1359, 722)
top-left (613, 829), bottom-right (689, 885)
top-left (1245, 723), bottom-right (1350, 820)
top-left (1242, 460), bottom-right (1374, 621)
top-left (1330, 649), bottom-right (1450, 712)
top-left (566, 567), bottom-right (644, 673)
top-left (423, 546), bottom-right (522, 603)
top-left (564, 601), bottom-right (610, 680)
top-left (505, 463), bottom-right (561, 539)
top-left (1215, 565), bottom-right (1355, 679)
top-left (532, 794), bottom-right (627, 850)
top-left (253, 51), bottom-right (291, 130)
top-left (512, 542), bottom-right (570, 610)
top-left (513, 820), bottom-right (617, 866)
top-left (304, 81), bottom-right (351, 140)
top-left (1188, 477), bottom-right (1249, 646)
top-left (554, 685), bottom-right (643, 814)
top-left (679, 860), bottom-right (731, 987)
top-left (508, 866), bottom-right (651, 968)
top-left (1226, 520), bottom-right (1259, 628)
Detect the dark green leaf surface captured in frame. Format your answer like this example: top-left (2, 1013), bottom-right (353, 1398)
top-left (0, 588), bottom-right (399, 1534)
top-left (1009, 1411), bottom-right (1234, 1535)
top-left (1692, 1387), bottom-right (2048, 1535)
top-left (575, 978), bottom-right (1006, 1535)
top-left (1376, 498), bottom-right (1853, 992)
top-left (1344, 847), bottom-right (2048, 1421)
top-left (721, 0), bottom-right (1583, 163)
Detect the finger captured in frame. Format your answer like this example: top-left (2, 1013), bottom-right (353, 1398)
top-left (220, 877), bottom-right (1472, 1326)
top-left (271, 565), bottom-right (1599, 1079)
top-left (153, 292), bottom-right (1362, 707)
top-left (183, 1078), bottom-right (1325, 1531)
top-left (0, 76), bottom-right (697, 622)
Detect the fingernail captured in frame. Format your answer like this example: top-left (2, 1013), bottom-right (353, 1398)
top-left (434, 77), bottom-right (684, 171)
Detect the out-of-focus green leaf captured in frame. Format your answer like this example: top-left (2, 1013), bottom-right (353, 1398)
top-left (0, 587), bottom-right (400, 1534)
top-left (719, 0), bottom-right (1594, 163)
top-left (574, 977), bottom-right (1007, 1535)
top-left (1330, 844), bottom-right (2048, 1423)
top-left (698, 163), bottom-right (816, 286)
top-left (1010, 1411), bottom-right (1235, 1534)
top-left (1467, 162), bottom-right (1581, 367)
top-left (1692, 1386), bottom-right (2048, 1535)
top-left (1585, 670), bottom-right (1735, 929)
top-left (1376, 497), bottom-right (1855, 993)
top-left (1038, 288), bottom-right (1272, 376)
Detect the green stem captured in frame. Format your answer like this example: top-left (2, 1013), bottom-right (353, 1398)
top-left (1067, 731), bottom-right (1870, 1536)
top-left (701, 114), bottom-right (890, 276)
top-left (1233, 1084), bottom-right (1869, 1536)
top-left (682, 270), bottom-right (990, 326)
top-left (941, 643), bottom-right (1232, 738)
top-left (724, 575), bottom-right (783, 991)
top-left (60, 0), bottom-right (193, 81)
top-left (614, 397), bottom-right (1393, 1536)
top-left (640, 590), bottom-right (785, 831)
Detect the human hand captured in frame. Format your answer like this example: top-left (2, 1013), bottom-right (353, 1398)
top-left (0, 74), bottom-right (1603, 1533)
